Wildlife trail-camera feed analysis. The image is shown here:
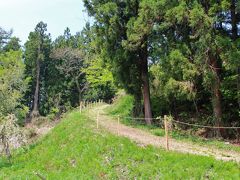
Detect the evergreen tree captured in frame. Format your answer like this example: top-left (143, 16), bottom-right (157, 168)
top-left (84, 0), bottom-right (153, 124)
top-left (24, 21), bottom-right (51, 121)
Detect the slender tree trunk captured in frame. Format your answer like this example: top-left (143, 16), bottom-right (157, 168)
top-left (75, 78), bottom-right (82, 106)
top-left (140, 45), bottom-right (152, 125)
top-left (238, 67), bottom-right (240, 108)
top-left (209, 54), bottom-right (224, 137)
top-left (30, 44), bottom-right (41, 119)
top-left (231, 0), bottom-right (240, 109)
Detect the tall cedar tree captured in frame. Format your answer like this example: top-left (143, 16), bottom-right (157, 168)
top-left (24, 22), bottom-right (51, 121)
top-left (84, 0), bottom-right (153, 124)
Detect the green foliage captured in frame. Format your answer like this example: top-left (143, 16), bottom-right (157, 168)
top-left (0, 51), bottom-right (29, 121)
top-left (22, 23), bottom-right (117, 120)
top-left (1, 110), bottom-right (239, 179)
top-left (106, 92), bottom-right (134, 117)
top-left (50, 47), bottom-right (86, 104)
top-left (3, 37), bottom-right (21, 52)
top-left (84, 55), bottom-right (116, 101)
top-left (84, 0), bottom-right (145, 111)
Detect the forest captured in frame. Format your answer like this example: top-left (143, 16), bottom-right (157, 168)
top-left (1, 0), bottom-right (239, 136)
top-left (82, 0), bottom-right (240, 138)
top-left (0, 0), bottom-right (240, 178)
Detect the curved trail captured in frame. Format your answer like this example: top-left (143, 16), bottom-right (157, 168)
top-left (88, 104), bottom-right (240, 163)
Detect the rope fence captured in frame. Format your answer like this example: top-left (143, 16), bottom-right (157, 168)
top-left (171, 119), bottom-right (240, 129)
top-left (113, 115), bottom-right (240, 129)
top-left (114, 115), bottom-right (240, 150)
top-left (79, 100), bottom-right (240, 150)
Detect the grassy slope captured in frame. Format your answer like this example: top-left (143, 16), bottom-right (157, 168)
top-left (106, 94), bottom-right (240, 153)
top-left (0, 109), bottom-right (239, 179)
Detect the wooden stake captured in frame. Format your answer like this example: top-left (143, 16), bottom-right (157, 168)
top-left (117, 115), bottom-right (120, 135)
top-left (164, 115), bottom-right (169, 150)
top-left (97, 110), bottom-right (99, 129)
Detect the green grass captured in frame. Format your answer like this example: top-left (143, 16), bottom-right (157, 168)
top-left (106, 93), bottom-right (134, 118)
top-left (107, 94), bottom-right (240, 153)
top-left (1, 109), bottom-right (240, 179)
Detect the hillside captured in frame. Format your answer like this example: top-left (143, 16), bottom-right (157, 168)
top-left (1, 1), bottom-right (240, 179)
top-left (1, 106), bottom-right (239, 179)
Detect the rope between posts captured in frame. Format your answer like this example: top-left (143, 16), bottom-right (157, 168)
top-left (120, 116), bottom-right (161, 120)
top-left (109, 115), bottom-right (161, 120)
top-left (111, 114), bottom-right (240, 129)
top-left (80, 100), bottom-right (240, 130)
top-left (171, 119), bottom-right (240, 129)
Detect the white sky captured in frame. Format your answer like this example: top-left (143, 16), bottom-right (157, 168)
top-left (0, 0), bottom-right (90, 44)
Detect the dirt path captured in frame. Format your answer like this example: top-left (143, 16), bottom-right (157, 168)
top-left (88, 104), bottom-right (240, 163)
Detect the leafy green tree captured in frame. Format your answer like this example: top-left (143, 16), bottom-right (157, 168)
top-left (74, 24), bottom-right (117, 102)
top-left (0, 51), bottom-right (28, 121)
top-left (3, 37), bottom-right (21, 52)
top-left (83, 54), bottom-right (116, 101)
top-left (51, 47), bottom-right (87, 103)
top-left (144, 0), bottom-right (239, 136)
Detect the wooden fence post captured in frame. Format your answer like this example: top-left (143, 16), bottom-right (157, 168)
top-left (164, 115), bottom-right (169, 150)
top-left (117, 115), bottom-right (120, 135)
top-left (97, 110), bottom-right (99, 129)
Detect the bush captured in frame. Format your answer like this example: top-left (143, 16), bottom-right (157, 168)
top-left (0, 114), bottom-right (26, 161)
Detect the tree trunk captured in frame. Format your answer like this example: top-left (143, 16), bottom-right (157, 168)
top-left (231, 0), bottom-right (240, 109)
top-left (140, 45), bottom-right (152, 125)
top-left (238, 67), bottom-right (240, 108)
top-left (75, 78), bottom-right (82, 106)
top-left (30, 44), bottom-right (41, 119)
top-left (209, 54), bottom-right (224, 137)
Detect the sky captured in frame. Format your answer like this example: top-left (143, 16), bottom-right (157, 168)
top-left (0, 0), bottom-right (90, 44)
